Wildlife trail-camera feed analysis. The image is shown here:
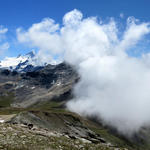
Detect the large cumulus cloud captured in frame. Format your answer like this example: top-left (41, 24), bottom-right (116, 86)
top-left (17, 9), bottom-right (150, 135)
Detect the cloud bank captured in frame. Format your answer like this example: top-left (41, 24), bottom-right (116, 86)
top-left (17, 9), bottom-right (150, 135)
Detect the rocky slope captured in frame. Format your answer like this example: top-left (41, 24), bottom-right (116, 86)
top-left (0, 122), bottom-right (129, 150)
top-left (0, 62), bottom-right (78, 108)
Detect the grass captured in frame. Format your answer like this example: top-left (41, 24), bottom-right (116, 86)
top-left (0, 92), bottom-right (14, 108)
top-left (0, 98), bottom-right (136, 150)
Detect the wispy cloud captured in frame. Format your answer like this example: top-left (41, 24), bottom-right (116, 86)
top-left (0, 26), bottom-right (8, 34)
top-left (0, 26), bottom-right (9, 56)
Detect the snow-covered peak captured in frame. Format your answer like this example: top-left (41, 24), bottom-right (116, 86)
top-left (0, 50), bottom-right (62, 72)
top-left (0, 56), bottom-right (28, 69)
top-left (0, 50), bottom-right (37, 72)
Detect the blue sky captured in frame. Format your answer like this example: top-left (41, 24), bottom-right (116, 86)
top-left (1, 0), bottom-right (150, 28)
top-left (0, 0), bottom-right (150, 59)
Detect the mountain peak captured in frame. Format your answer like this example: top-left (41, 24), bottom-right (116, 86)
top-left (25, 50), bottom-right (35, 58)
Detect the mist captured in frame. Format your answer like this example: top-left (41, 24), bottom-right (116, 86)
top-left (17, 9), bottom-right (150, 135)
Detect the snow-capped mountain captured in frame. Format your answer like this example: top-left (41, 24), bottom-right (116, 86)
top-left (0, 50), bottom-right (63, 72)
top-left (0, 50), bottom-right (43, 72)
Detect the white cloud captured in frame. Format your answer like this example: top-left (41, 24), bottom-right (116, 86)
top-left (0, 42), bottom-right (9, 56)
top-left (17, 10), bottom-right (150, 136)
top-left (0, 26), bottom-right (9, 55)
top-left (120, 13), bottom-right (124, 19)
top-left (118, 18), bottom-right (150, 51)
top-left (63, 9), bottom-right (83, 26)
top-left (17, 18), bottom-right (63, 64)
